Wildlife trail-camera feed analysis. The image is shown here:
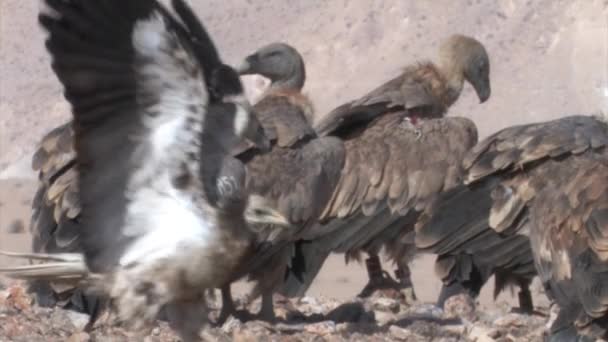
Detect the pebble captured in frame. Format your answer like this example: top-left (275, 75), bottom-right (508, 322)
top-left (469, 325), bottom-right (499, 342)
top-left (304, 321), bottom-right (336, 335)
top-left (371, 297), bottom-right (400, 313)
top-left (66, 311), bottom-right (91, 331)
top-left (443, 294), bottom-right (477, 322)
top-left (389, 325), bottom-right (416, 340)
top-left (494, 313), bottom-right (526, 327)
top-left (66, 332), bottom-right (90, 342)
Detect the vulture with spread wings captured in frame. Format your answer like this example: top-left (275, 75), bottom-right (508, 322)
top-left (13, 1), bottom-right (295, 327)
top-left (279, 34), bottom-right (491, 302)
top-left (416, 114), bottom-right (608, 340)
top-left (0, 0), bottom-right (282, 340)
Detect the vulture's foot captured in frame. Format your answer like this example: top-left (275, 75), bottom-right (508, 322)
top-left (213, 284), bottom-right (242, 325)
top-left (357, 270), bottom-right (403, 298)
top-left (517, 286), bottom-right (534, 314)
top-left (399, 287), bottom-right (417, 304)
top-left (508, 286), bottom-right (537, 315)
top-left (165, 298), bottom-right (207, 342)
top-left (395, 266), bottom-right (417, 304)
top-left (358, 256), bottom-right (402, 298)
top-left (254, 292), bottom-right (277, 322)
top-left (215, 305), bottom-right (235, 326)
top-left (215, 309), bottom-right (255, 325)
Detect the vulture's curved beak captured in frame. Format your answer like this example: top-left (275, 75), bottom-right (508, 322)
top-left (472, 76), bottom-right (491, 104)
top-left (236, 55), bottom-right (256, 75)
top-left (245, 195), bottom-right (291, 227)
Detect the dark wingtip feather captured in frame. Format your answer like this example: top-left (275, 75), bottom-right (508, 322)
top-left (171, 0), bottom-right (222, 70)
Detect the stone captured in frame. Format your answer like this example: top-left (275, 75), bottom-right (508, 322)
top-left (67, 332), bottom-right (91, 342)
top-left (389, 325), bottom-right (414, 340)
top-left (469, 325), bottom-right (498, 342)
top-left (494, 313), bottom-right (526, 327)
top-left (443, 324), bottom-right (466, 335)
top-left (443, 293), bottom-right (477, 322)
top-left (371, 297), bottom-right (400, 313)
top-left (304, 321), bottom-right (336, 335)
top-left (66, 311), bottom-right (91, 331)
top-left (221, 316), bottom-right (243, 333)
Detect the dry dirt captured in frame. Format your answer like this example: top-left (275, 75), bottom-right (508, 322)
top-left (0, 0), bottom-right (607, 341)
top-left (0, 279), bottom-right (551, 342)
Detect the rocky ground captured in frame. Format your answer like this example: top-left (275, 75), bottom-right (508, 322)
top-left (0, 279), bottom-right (551, 342)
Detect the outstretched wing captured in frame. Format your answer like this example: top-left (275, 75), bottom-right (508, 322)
top-left (39, 0), bottom-right (222, 272)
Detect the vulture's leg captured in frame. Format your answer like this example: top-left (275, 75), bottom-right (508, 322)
top-left (215, 284), bottom-right (236, 325)
top-left (256, 291), bottom-right (276, 322)
top-left (508, 278), bottom-right (535, 315)
top-left (357, 254), bottom-right (401, 298)
top-left (517, 283), bottom-right (534, 314)
top-left (166, 296), bottom-right (206, 342)
top-left (395, 261), bottom-right (417, 303)
top-left (437, 282), bottom-right (471, 308)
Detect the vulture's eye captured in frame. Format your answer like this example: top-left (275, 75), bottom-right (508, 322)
top-left (253, 209), bottom-right (266, 216)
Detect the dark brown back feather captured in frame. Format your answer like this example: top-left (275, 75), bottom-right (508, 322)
top-left (416, 115), bottom-right (608, 320)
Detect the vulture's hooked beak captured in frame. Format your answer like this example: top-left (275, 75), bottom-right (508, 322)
top-left (235, 54), bottom-right (256, 75)
top-left (245, 195), bottom-right (291, 227)
top-left (474, 77), bottom-right (491, 104)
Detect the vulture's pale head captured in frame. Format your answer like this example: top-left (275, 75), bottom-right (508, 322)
top-left (236, 43), bottom-right (306, 90)
top-left (245, 194), bottom-right (291, 227)
top-left (440, 34), bottom-right (491, 103)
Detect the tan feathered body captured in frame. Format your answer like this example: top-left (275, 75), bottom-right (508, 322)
top-left (281, 35), bottom-right (490, 297)
top-left (214, 87), bottom-right (345, 320)
top-left (417, 115), bottom-right (608, 338)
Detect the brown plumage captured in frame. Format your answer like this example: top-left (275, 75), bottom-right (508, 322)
top-left (281, 34), bottom-right (490, 301)
top-left (22, 38), bottom-right (289, 331)
top-left (213, 42), bottom-right (346, 322)
top-left (27, 123), bottom-right (100, 314)
top-left (31, 123), bottom-right (79, 252)
top-left (416, 114), bottom-right (608, 340)
top-left (315, 34), bottom-right (490, 137)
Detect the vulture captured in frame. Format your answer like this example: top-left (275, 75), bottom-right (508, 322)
top-left (279, 34), bottom-right (491, 302)
top-left (22, 121), bottom-right (288, 324)
top-left (216, 42), bottom-right (345, 322)
top-left (0, 0), bottom-right (287, 339)
top-left (416, 113), bottom-right (608, 341)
